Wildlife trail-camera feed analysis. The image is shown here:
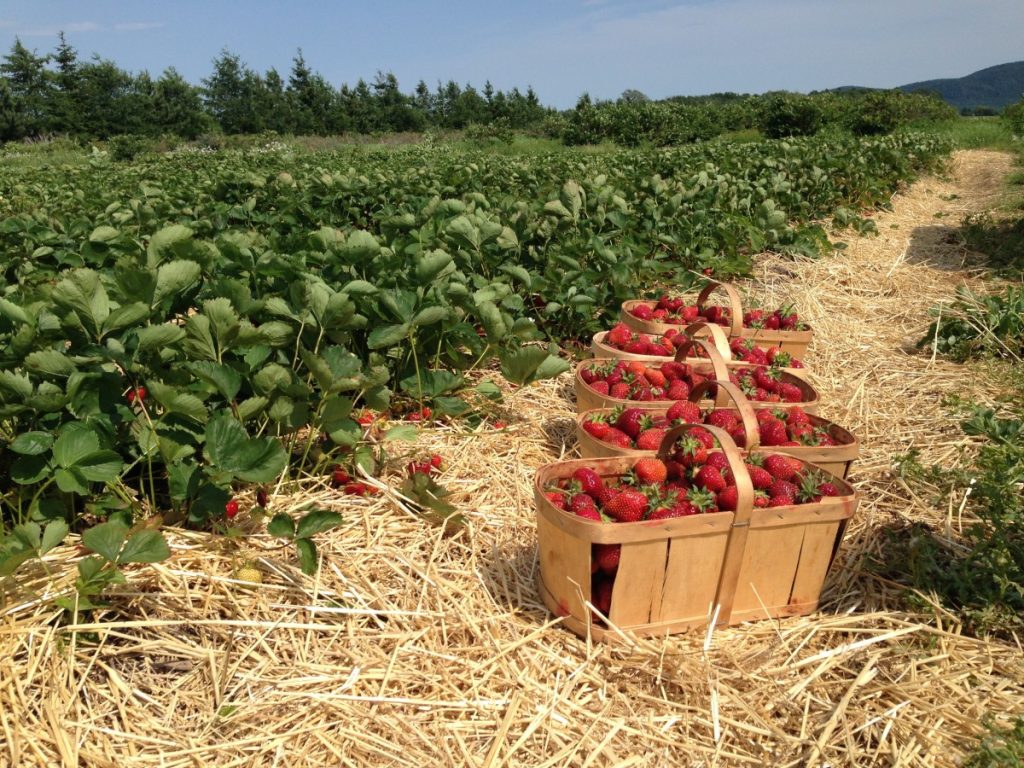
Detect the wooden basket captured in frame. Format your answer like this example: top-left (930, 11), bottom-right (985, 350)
top-left (535, 424), bottom-right (859, 640)
top-left (619, 281), bottom-right (814, 358)
top-left (575, 336), bottom-right (820, 414)
top-left (590, 321), bottom-right (733, 362)
top-left (576, 380), bottom-right (858, 479)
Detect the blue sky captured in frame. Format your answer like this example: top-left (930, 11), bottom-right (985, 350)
top-left (1, 1), bottom-right (1022, 108)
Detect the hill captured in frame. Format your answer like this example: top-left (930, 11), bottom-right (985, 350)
top-left (898, 61), bottom-right (1024, 111)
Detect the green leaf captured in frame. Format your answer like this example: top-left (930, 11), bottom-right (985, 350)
top-left (52, 268), bottom-right (110, 337)
top-left (433, 396), bottom-right (470, 416)
top-left (147, 381), bottom-right (209, 423)
top-left (204, 415), bottom-right (288, 483)
top-left (398, 369), bottom-right (462, 398)
top-left (75, 450), bottom-right (124, 483)
top-left (54, 467), bottom-right (89, 495)
top-left (135, 323), bottom-right (186, 351)
top-left (340, 230), bottom-right (380, 261)
top-left (295, 537), bottom-right (318, 575)
top-left (25, 349), bottom-right (75, 377)
top-left (295, 510), bottom-right (343, 539)
top-left (383, 424), bottom-right (418, 442)
top-left (500, 346), bottom-right (569, 387)
top-left (267, 513), bottom-right (295, 539)
top-left (40, 520), bottom-right (69, 555)
top-left (89, 225), bottom-right (120, 243)
top-left (10, 454), bottom-right (49, 484)
top-left (102, 302), bottom-right (150, 335)
top-left (147, 224), bottom-right (194, 267)
top-left (341, 279), bottom-right (378, 295)
top-left (477, 300), bottom-right (506, 341)
top-left (53, 423), bottom-right (101, 469)
top-left (187, 361), bottom-right (242, 401)
top-left (10, 431), bottom-right (53, 456)
top-left (153, 260), bottom-right (202, 306)
top-left (118, 529), bottom-right (170, 564)
top-left (411, 306), bottom-right (447, 327)
top-left (367, 323), bottom-right (410, 349)
top-left (499, 264), bottom-right (531, 288)
top-left (415, 250), bottom-right (454, 283)
top-left (474, 379), bottom-right (503, 402)
top-left (237, 396), bottom-right (268, 420)
top-left (81, 520), bottom-right (128, 563)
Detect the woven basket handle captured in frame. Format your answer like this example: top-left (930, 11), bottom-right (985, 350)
top-left (681, 321), bottom-right (732, 361)
top-left (696, 281), bottom-right (744, 337)
top-left (687, 379), bottom-right (761, 450)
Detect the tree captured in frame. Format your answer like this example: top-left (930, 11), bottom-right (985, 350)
top-left (153, 68), bottom-right (210, 138)
top-left (0, 38), bottom-right (50, 136)
top-left (51, 32), bottom-right (82, 134)
top-left (0, 79), bottom-right (24, 140)
top-left (620, 89), bottom-right (649, 104)
top-left (202, 49), bottom-right (263, 134)
top-left (258, 67), bottom-right (291, 133)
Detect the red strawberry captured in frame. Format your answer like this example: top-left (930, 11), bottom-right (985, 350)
top-left (667, 400), bottom-right (701, 423)
top-left (695, 466), bottom-right (727, 493)
top-left (126, 386), bottom-right (147, 404)
top-left (768, 479), bottom-right (798, 501)
top-left (759, 419), bottom-right (789, 447)
top-left (818, 482), bottom-right (839, 497)
top-left (787, 407), bottom-right (811, 425)
top-left (572, 467), bottom-right (605, 496)
top-left (666, 380), bottom-right (690, 400)
top-left (575, 506), bottom-right (602, 521)
top-left (716, 486), bottom-right (739, 511)
top-left (630, 304), bottom-right (654, 321)
top-left (332, 466), bottom-right (351, 486)
top-left (705, 451), bottom-right (729, 471)
top-left (607, 324), bottom-right (633, 347)
top-left (675, 435), bottom-right (708, 467)
top-left (634, 458), bottom-right (668, 484)
top-left (256, 489), bottom-right (269, 508)
top-left (706, 409), bottom-right (738, 429)
top-left (604, 489), bottom-right (649, 522)
top-left (635, 428), bottom-right (667, 451)
top-left (570, 493), bottom-right (597, 514)
top-left (763, 454), bottom-right (801, 481)
top-left (603, 427), bottom-right (633, 448)
top-left (225, 499), bottom-right (239, 519)
top-left (616, 408), bottom-right (646, 439)
top-left (583, 419), bottom-right (611, 439)
top-left (610, 382), bottom-right (631, 399)
top-left (545, 491), bottom-right (567, 510)
top-left (779, 382), bottom-right (804, 403)
top-left (753, 490), bottom-right (770, 508)
top-left (745, 463), bottom-right (774, 490)
top-left (590, 380), bottom-right (610, 396)
top-left (594, 544), bottom-right (621, 573)
top-left (592, 576), bottom-right (614, 616)
top-left (691, 428), bottom-right (716, 449)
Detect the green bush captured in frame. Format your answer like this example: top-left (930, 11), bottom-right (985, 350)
top-left (1004, 99), bottom-right (1024, 137)
top-left (758, 93), bottom-right (823, 139)
top-left (108, 134), bottom-right (153, 162)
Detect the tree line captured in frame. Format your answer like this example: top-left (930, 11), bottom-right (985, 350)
top-left (0, 35), bottom-right (551, 141)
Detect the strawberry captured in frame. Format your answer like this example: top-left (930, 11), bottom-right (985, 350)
top-left (644, 369), bottom-right (666, 387)
top-left (667, 400), bottom-right (701, 423)
top-left (607, 323), bottom-right (633, 347)
top-left (706, 409), bottom-right (738, 429)
top-left (545, 490), bottom-right (567, 510)
top-left (583, 419), bottom-right (611, 440)
top-left (666, 380), bottom-right (690, 400)
top-left (590, 380), bottom-right (610, 396)
top-left (126, 386), bottom-right (147, 404)
top-left (779, 382), bottom-right (804, 403)
top-left (716, 486), bottom-right (739, 511)
top-left (610, 382), bottom-right (631, 399)
top-left (818, 481), bottom-right (839, 497)
top-left (356, 410), bottom-right (376, 426)
top-left (572, 467), bottom-right (604, 496)
top-left (575, 505), bottom-right (602, 521)
top-left (695, 466), bottom-right (727, 493)
top-left (787, 407), bottom-right (811, 425)
top-left (256, 489), bottom-right (269, 508)
top-left (767, 495), bottom-right (791, 508)
top-left (331, 466), bottom-right (351, 486)
top-left (759, 419), bottom-right (789, 447)
top-left (592, 576), bottom-right (614, 616)
top-left (768, 479), bottom-right (798, 502)
top-left (691, 428), bottom-right (716, 450)
top-left (570, 493), bottom-right (597, 513)
top-left (616, 408), bottom-right (647, 439)
top-left (594, 544), bottom-right (621, 573)
top-left (604, 489), bottom-right (649, 522)
top-left (675, 434), bottom-right (708, 467)
top-left (635, 427), bottom-right (667, 451)
top-left (225, 499), bottom-right (239, 519)
top-left (745, 463), bottom-right (774, 490)
top-left (343, 482), bottom-right (369, 496)
top-left (753, 490), bottom-right (770, 508)
top-left (602, 427), bottom-right (633, 448)
top-left (686, 487), bottom-right (717, 513)
top-left (634, 458), bottom-right (668, 484)
top-left (705, 451), bottom-right (729, 471)
top-left (763, 454), bottom-right (801, 482)
top-left (234, 561), bottom-right (263, 585)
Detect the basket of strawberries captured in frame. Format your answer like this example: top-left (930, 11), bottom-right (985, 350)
top-left (576, 380), bottom-right (859, 479)
top-left (592, 321), bottom-right (809, 381)
top-left (620, 281), bottom-right (813, 358)
top-left (575, 337), bottom-right (819, 414)
top-left (534, 424), bottom-right (858, 639)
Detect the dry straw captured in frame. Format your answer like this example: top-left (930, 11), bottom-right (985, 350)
top-left (2, 150), bottom-right (1022, 767)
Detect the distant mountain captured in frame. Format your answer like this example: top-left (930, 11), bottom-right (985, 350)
top-left (897, 61), bottom-right (1024, 111)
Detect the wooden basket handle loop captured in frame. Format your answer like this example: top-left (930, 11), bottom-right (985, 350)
top-left (687, 379), bottom-right (761, 450)
top-left (696, 281), bottom-right (744, 337)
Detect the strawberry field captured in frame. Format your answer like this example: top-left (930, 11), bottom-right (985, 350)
top-left (5, 136), bottom-right (1024, 767)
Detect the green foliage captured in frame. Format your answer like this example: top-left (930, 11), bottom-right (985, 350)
top-left (884, 404), bottom-right (1024, 637)
top-left (758, 93), bottom-right (823, 139)
top-left (267, 508), bottom-right (342, 574)
top-left (965, 717), bottom-right (1024, 768)
top-left (1002, 98), bottom-right (1024, 137)
top-left (918, 285), bottom-right (1024, 361)
top-left (108, 134), bottom-right (153, 162)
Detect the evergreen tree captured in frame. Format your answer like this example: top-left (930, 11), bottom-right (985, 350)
top-left (51, 32), bottom-right (82, 135)
top-left (0, 38), bottom-right (50, 137)
top-left (153, 68), bottom-right (209, 138)
top-left (258, 67), bottom-right (291, 133)
top-left (202, 50), bottom-right (263, 133)
top-left (0, 79), bottom-right (24, 140)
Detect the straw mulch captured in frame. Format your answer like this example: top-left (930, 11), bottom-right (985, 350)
top-left (2, 150), bottom-right (1022, 768)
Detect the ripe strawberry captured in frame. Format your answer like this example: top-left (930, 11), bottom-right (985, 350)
top-left (680, 305), bottom-right (700, 322)
top-left (575, 505), bottom-right (602, 521)
top-left (787, 407), bottom-right (811, 425)
top-left (644, 369), bottom-right (666, 387)
top-left (344, 482), bottom-right (372, 496)
top-left (582, 419), bottom-right (611, 440)
top-left (356, 410), bottom-right (376, 426)
top-left (666, 380), bottom-right (690, 400)
top-left (604, 489), bottom-right (649, 522)
top-left (610, 382), bottom-right (631, 399)
top-left (691, 428), bottom-right (715, 449)
top-left (779, 382), bottom-right (804, 403)
top-left (759, 419), bottom-right (789, 447)
top-left (716, 485), bottom-right (739, 511)
top-left (667, 400), bottom-right (701, 423)
top-left (705, 451), bottom-right (729, 471)
top-left (126, 386), bottom-right (147, 404)
top-left (649, 505), bottom-right (685, 520)
top-left (695, 466), bottom-right (727, 493)
top-left (607, 323), bottom-right (633, 347)
top-left (592, 576), bottom-right (613, 616)
top-left (635, 427), bottom-right (667, 451)
top-left (590, 380), bottom-right (610, 396)
top-left (634, 458), bottom-right (668, 484)
top-left (763, 454), bottom-right (801, 482)
top-left (768, 479), bottom-right (798, 502)
top-left (818, 482), bottom-right (839, 497)
top-left (706, 409), bottom-right (738, 430)
top-left (331, 466), bottom-right (351, 486)
top-left (572, 467), bottom-right (604, 496)
top-left (616, 408), bottom-right (646, 439)
top-left (675, 435), bottom-right (708, 467)
top-left (570, 493), bottom-right (597, 514)
top-left (256, 489), bottom-right (269, 508)
top-left (602, 427), bottom-right (633, 448)
top-left (686, 487), bottom-right (717, 513)
top-left (594, 544), bottom-right (621, 573)
top-left (225, 499), bottom-right (239, 519)
top-left (753, 491), bottom-right (770, 508)
top-left (745, 463), bottom-right (774, 490)
top-left (545, 490), bottom-right (568, 510)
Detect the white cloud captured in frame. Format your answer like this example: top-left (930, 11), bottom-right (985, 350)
top-left (18, 20), bottom-right (101, 37)
top-left (113, 22), bottom-right (164, 32)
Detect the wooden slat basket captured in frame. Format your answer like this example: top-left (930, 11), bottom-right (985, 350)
top-left (619, 281), bottom-right (814, 358)
top-left (576, 380), bottom-right (858, 479)
top-left (535, 424), bottom-right (858, 640)
top-left (575, 336), bottom-right (820, 415)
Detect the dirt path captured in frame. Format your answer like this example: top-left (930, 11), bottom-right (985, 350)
top-left (2, 150), bottom-right (1022, 768)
